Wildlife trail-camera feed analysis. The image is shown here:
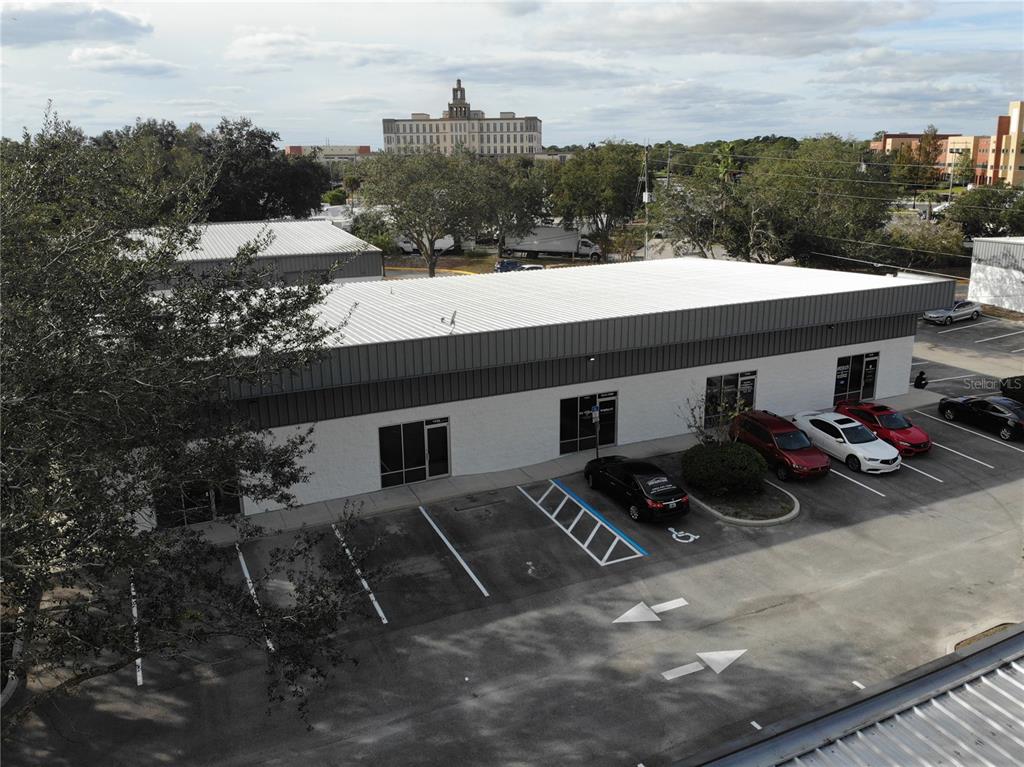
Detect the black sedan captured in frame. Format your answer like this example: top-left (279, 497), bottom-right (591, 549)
top-left (583, 456), bottom-right (689, 522)
top-left (938, 396), bottom-right (1024, 441)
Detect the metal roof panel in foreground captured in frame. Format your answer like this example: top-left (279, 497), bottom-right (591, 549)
top-left (316, 259), bottom-right (952, 347)
top-left (171, 220), bottom-right (379, 262)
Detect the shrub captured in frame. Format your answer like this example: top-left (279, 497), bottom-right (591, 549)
top-left (679, 442), bottom-right (767, 497)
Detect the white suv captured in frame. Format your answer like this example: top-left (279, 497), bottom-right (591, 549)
top-left (791, 411), bottom-right (902, 473)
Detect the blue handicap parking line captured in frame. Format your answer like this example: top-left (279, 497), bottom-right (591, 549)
top-left (551, 479), bottom-right (649, 557)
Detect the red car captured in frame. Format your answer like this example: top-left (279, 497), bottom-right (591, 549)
top-left (834, 401), bottom-right (931, 455)
top-left (729, 410), bottom-right (831, 481)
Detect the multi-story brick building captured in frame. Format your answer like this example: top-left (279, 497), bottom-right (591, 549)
top-left (381, 80), bottom-right (542, 157)
top-left (869, 100), bottom-right (1023, 187)
top-left (283, 145), bottom-right (373, 164)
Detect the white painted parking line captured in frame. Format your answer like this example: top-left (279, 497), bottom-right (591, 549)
top-left (1012, 348), bottom-right (1024, 354)
top-left (927, 374), bottom-right (978, 383)
top-left (930, 441), bottom-right (996, 469)
top-left (853, 681), bottom-right (866, 689)
top-left (235, 543), bottom-right (276, 652)
top-left (652, 597), bottom-right (689, 613)
top-left (975, 328), bottom-right (1024, 343)
top-left (829, 469), bottom-right (886, 498)
top-left (937, 320), bottom-right (997, 334)
top-left (130, 576), bottom-right (143, 686)
top-left (331, 523), bottom-right (388, 625)
top-left (750, 721), bottom-right (763, 731)
top-left (913, 410), bottom-right (1024, 455)
top-left (418, 506), bottom-right (490, 597)
top-left (901, 463), bottom-right (944, 483)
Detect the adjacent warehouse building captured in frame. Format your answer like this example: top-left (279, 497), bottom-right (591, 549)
top-left (171, 220), bottom-right (382, 285)
top-left (235, 259), bottom-right (953, 514)
top-left (968, 236), bottom-right (1024, 313)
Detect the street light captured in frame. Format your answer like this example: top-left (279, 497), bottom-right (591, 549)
top-left (947, 148), bottom-right (965, 202)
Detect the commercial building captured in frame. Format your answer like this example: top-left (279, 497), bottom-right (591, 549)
top-left (382, 79), bottom-right (542, 157)
top-left (235, 259), bottom-right (952, 515)
top-left (283, 144), bottom-right (373, 164)
top-left (869, 100), bottom-right (1024, 187)
top-left (169, 220), bottom-right (382, 285)
top-left (968, 236), bottom-right (1024, 313)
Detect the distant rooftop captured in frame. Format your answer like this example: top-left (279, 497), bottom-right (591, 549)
top-left (170, 220), bottom-right (379, 262)
top-left (316, 258), bottom-right (949, 347)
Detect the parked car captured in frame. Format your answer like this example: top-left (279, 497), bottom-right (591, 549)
top-left (728, 410), bottom-right (830, 481)
top-left (583, 456), bottom-right (689, 522)
top-left (922, 300), bottom-right (981, 325)
top-left (395, 235), bottom-right (455, 255)
top-left (834, 401), bottom-right (931, 456)
top-left (938, 396), bottom-right (1024, 441)
top-left (790, 411), bottom-right (902, 473)
top-left (1000, 375), bottom-right (1024, 405)
top-left (494, 259), bottom-right (544, 273)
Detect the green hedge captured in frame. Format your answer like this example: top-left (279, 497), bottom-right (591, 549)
top-left (679, 442), bottom-right (767, 497)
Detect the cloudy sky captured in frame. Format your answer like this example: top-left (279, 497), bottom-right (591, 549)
top-left (2, 1), bottom-right (1021, 147)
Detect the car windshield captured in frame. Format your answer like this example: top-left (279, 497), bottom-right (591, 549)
top-left (1000, 400), bottom-right (1024, 419)
top-left (775, 431), bottom-right (812, 450)
top-left (842, 425), bottom-right (877, 444)
top-left (635, 474), bottom-right (679, 496)
top-left (877, 413), bottom-right (911, 430)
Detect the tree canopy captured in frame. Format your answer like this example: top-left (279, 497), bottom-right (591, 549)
top-left (0, 115), bottom-right (367, 734)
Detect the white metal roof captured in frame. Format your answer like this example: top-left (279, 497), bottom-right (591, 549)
top-left (318, 258), bottom-right (947, 347)
top-left (175, 220), bottom-right (378, 262)
top-left (778, 657), bottom-right (1024, 767)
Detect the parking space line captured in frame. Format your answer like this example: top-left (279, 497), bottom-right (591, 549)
top-left (937, 321), bottom-right (999, 335)
top-left (931, 441), bottom-right (996, 469)
top-left (235, 544), bottom-right (276, 652)
top-left (913, 410), bottom-right (1024, 455)
top-left (937, 320), bottom-right (998, 334)
top-left (331, 523), bottom-right (388, 625)
top-left (927, 374), bottom-right (978, 383)
top-left (901, 463), bottom-right (944, 483)
top-left (829, 469), bottom-right (886, 497)
top-left (853, 681), bottom-right (866, 689)
top-left (130, 576), bottom-right (143, 686)
top-left (1012, 348), bottom-right (1024, 354)
top-left (418, 506), bottom-right (490, 597)
top-left (974, 329), bottom-right (1024, 343)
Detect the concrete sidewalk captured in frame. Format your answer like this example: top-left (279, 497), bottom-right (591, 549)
top-left (196, 388), bottom-right (946, 545)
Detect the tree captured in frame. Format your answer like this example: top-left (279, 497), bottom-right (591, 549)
top-left (322, 187), bottom-right (347, 205)
top-left (951, 149), bottom-right (975, 187)
top-left (944, 185), bottom-right (1024, 238)
top-left (479, 159), bottom-right (545, 256)
top-left (859, 217), bottom-right (966, 269)
top-left (549, 141), bottom-right (642, 244)
top-left (359, 150), bottom-right (483, 276)
top-left (350, 209), bottom-right (396, 253)
top-left (1, 115), bottom-right (370, 734)
top-left (891, 125), bottom-right (941, 190)
top-left (652, 166), bottom-right (732, 258)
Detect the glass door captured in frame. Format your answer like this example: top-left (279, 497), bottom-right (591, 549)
top-left (426, 419), bottom-right (450, 478)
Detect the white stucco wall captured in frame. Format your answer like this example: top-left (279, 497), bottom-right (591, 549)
top-left (244, 335), bottom-right (914, 514)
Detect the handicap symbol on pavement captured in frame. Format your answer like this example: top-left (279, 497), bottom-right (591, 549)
top-left (668, 528), bottom-right (700, 544)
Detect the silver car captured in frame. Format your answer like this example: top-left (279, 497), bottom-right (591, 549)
top-left (922, 300), bottom-right (981, 325)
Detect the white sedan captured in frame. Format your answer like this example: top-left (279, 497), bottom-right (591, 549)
top-left (791, 411), bottom-right (902, 473)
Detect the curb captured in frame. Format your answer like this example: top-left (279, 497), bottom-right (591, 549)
top-left (690, 480), bottom-right (801, 527)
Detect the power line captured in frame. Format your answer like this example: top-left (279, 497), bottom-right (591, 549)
top-left (814, 234), bottom-right (974, 260)
top-left (807, 251), bottom-right (965, 280)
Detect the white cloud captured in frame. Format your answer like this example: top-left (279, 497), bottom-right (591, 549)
top-left (1, 3), bottom-right (152, 47)
top-left (224, 28), bottom-right (408, 72)
top-left (69, 45), bottom-right (185, 77)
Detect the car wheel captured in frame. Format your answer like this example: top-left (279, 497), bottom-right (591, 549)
top-left (971, 311), bottom-right (980, 320)
top-left (999, 426), bottom-right (1013, 441)
top-left (628, 504), bottom-right (642, 522)
top-left (943, 316), bottom-right (953, 325)
top-left (942, 408), bottom-right (956, 421)
top-left (586, 472), bottom-right (595, 488)
top-left (775, 463), bottom-right (790, 481)
top-left (845, 455), bottom-right (861, 472)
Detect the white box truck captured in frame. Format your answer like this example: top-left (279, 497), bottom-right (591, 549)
top-left (503, 227), bottom-right (601, 260)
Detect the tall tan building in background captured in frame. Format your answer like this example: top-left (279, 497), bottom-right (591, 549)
top-left (870, 100), bottom-right (1024, 187)
top-left (382, 80), bottom-right (542, 157)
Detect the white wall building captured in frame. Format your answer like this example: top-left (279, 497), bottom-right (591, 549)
top-left (230, 259), bottom-right (953, 516)
top-left (968, 236), bottom-right (1024, 313)
top-left (382, 79), bottom-right (541, 157)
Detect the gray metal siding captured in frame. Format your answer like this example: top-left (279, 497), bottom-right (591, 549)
top-left (240, 314), bottom-right (916, 429)
top-left (186, 250), bottom-right (382, 281)
top-left (235, 279), bottom-right (951, 398)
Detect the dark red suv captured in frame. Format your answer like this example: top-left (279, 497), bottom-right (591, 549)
top-left (834, 401), bottom-right (931, 455)
top-left (729, 410), bottom-right (831, 481)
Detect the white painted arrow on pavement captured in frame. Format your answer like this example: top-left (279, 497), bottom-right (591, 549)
top-left (613, 597), bottom-right (689, 623)
top-left (662, 649), bottom-right (747, 681)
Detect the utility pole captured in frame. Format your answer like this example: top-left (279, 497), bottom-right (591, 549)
top-left (666, 145), bottom-right (671, 187)
top-left (642, 144), bottom-right (651, 261)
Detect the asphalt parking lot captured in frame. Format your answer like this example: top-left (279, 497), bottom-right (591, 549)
top-left (8, 322), bottom-right (1024, 767)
